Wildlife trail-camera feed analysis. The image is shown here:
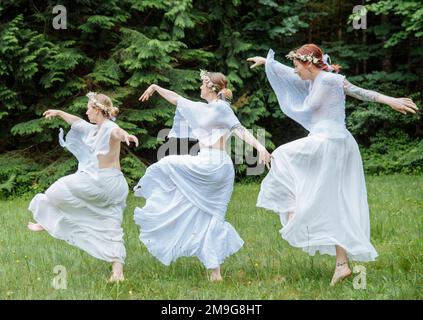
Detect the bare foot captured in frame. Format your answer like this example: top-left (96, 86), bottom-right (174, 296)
top-left (108, 273), bottom-right (125, 283)
top-left (209, 267), bottom-right (223, 282)
top-left (108, 261), bottom-right (124, 283)
top-left (27, 222), bottom-right (45, 232)
top-left (330, 264), bottom-right (352, 286)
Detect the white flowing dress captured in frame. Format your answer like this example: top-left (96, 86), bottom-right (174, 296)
top-left (134, 97), bottom-right (244, 269)
top-left (29, 119), bottom-right (129, 263)
top-left (257, 49), bottom-right (378, 262)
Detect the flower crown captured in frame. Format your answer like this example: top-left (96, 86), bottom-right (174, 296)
top-left (286, 51), bottom-right (335, 72)
top-left (86, 92), bottom-right (116, 121)
top-left (285, 51), bottom-right (320, 64)
top-left (200, 69), bottom-right (221, 93)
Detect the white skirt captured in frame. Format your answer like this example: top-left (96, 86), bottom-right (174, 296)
top-left (29, 168), bottom-right (128, 263)
top-left (134, 148), bottom-right (244, 269)
top-left (257, 130), bottom-right (378, 261)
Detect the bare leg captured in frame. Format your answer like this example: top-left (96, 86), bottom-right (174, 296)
top-left (287, 211), bottom-right (294, 223)
top-left (108, 261), bottom-right (124, 283)
top-left (330, 245), bottom-right (352, 286)
top-left (209, 266), bottom-right (223, 282)
top-left (27, 221), bottom-right (45, 232)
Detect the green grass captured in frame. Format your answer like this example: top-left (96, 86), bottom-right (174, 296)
top-left (0, 174), bottom-right (422, 299)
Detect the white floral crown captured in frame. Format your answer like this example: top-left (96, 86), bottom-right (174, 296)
top-left (285, 51), bottom-right (320, 64)
top-left (200, 69), bottom-right (221, 93)
top-left (86, 92), bottom-right (116, 121)
top-left (286, 51), bottom-right (335, 71)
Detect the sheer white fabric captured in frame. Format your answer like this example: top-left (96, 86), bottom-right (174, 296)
top-left (58, 119), bottom-right (118, 175)
top-left (134, 97), bottom-right (244, 268)
top-left (134, 149), bottom-right (243, 268)
top-left (258, 49), bottom-right (378, 261)
top-left (265, 48), bottom-right (346, 134)
top-left (29, 119), bottom-right (128, 263)
top-left (265, 49), bottom-right (313, 130)
top-left (168, 96), bottom-right (240, 146)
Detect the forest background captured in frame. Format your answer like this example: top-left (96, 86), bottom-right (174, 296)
top-left (0, 0), bottom-right (422, 198)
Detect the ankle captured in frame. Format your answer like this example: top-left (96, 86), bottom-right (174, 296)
top-left (336, 261), bottom-right (349, 268)
top-left (112, 262), bottom-right (123, 272)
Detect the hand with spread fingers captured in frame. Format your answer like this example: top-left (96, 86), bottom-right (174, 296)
top-left (139, 84), bottom-right (157, 102)
top-left (43, 109), bottom-right (61, 119)
top-left (247, 56), bottom-right (266, 69)
top-left (123, 132), bottom-right (139, 147)
top-left (386, 97), bottom-right (419, 115)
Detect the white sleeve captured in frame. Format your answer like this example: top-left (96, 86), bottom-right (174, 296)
top-left (176, 96), bottom-right (208, 114)
top-left (168, 96), bottom-right (209, 139)
top-left (265, 49), bottom-right (313, 130)
top-left (94, 121), bottom-right (118, 156)
top-left (71, 119), bottom-right (96, 138)
top-left (167, 108), bottom-right (196, 139)
top-left (214, 101), bottom-right (241, 130)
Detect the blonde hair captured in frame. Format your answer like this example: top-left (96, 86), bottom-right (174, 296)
top-left (87, 92), bottom-right (119, 119)
top-left (201, 71), bottom-right (233, 101)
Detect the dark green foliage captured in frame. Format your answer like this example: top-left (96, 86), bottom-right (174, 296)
top-left (0, 0), bottom-right (422, 198)
top-left (361, 129), bottom-right (423, 175)
top-left (0, 149), bottom-right (76, 198)
top-left (0, 146), bottom-right (146, 198)
top-left (120, 152), bottom-right (147, 186)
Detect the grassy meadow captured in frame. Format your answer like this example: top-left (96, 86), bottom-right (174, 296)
top-left (0, 174), bottom-right (422, 299)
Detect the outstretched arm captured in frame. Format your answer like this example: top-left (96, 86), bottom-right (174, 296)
top-left (232, 124), bottom-right (272, 169)
top-left (43, 110), bottom-right (81, 125)
top-left (344, 80), bottom-right (418, 115)
top-left (112, 128), bottom-right (139, 147)
top-left (139, 84), bottom-right (180, 105)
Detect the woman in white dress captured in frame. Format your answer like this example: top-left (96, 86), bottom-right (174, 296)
top-left (248, 44), bottom-right (418, 285)
top-left (27, 92), bottom-right (139, 282)
top-left (135, 71), bottom-right (272, 281)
